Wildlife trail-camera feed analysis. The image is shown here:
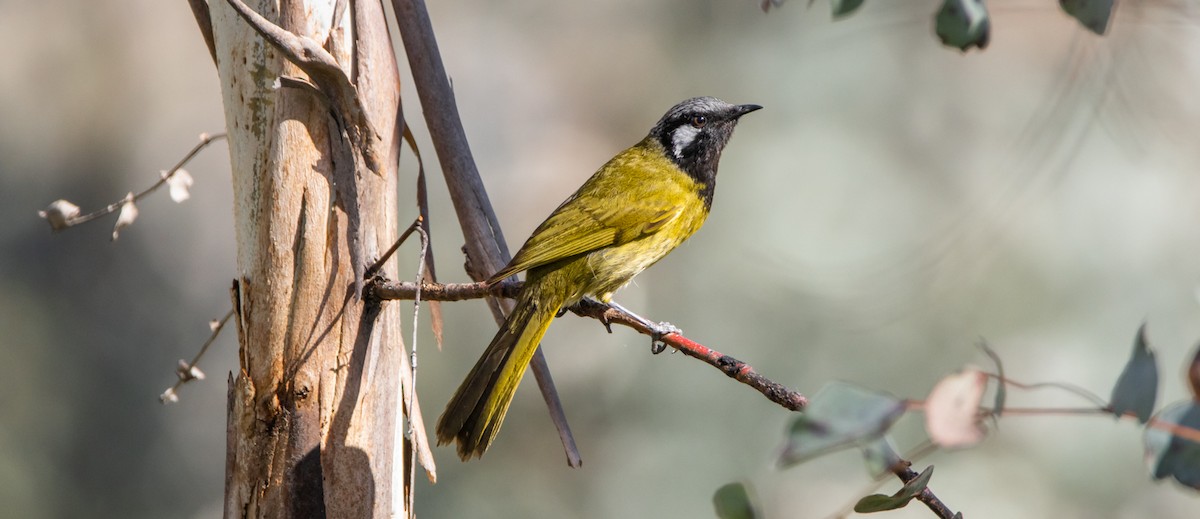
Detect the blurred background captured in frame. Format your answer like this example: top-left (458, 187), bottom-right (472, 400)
top-left (2, 0), bottom-right (1199, 517)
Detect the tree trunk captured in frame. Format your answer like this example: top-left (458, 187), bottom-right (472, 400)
top-left (209, 0), bottom-right (405, 516)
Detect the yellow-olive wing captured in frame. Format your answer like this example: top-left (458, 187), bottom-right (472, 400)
top-left (487, 195), bottom-right (680, 284)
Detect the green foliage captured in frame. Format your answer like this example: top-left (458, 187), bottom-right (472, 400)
top-left (829, 0), bottom-right (865, 18)
top-left (712, 482), bottom-right (760, 519)
top-left (1146, 402), bottom-right (1200, 489)
top-left (861, 436), bottom-right (902, 478)
top-left (1059, 0), bottom-right (1114, 34)
top-left (719, 324), bottom-right (1200, 518)
top-left (854, 466), bottom-right (934, 513)
top-left (1110, 324), bottom-right (1158, 424)
top-left (980, 341), bottom-right (1006, 416)
top-left (935, 0), bottom-right (990, 51)
top-left (772, 0), bottom-right (1114, 51)
top-left (778, 382), bottom-right (905, 467)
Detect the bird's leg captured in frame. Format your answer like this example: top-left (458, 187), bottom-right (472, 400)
top-left (581, 298), bottom-right (615, 333)
top-left (606, 301), bottom-right (681, 354)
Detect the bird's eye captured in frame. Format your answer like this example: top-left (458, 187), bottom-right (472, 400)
top-left (690, 115), bottom-right (707, 128)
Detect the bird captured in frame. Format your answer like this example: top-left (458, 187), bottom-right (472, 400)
top-left (436, 96), bottom-right (762, 460)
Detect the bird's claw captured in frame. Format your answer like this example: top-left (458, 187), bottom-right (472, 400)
top-left (649, 322), bottom-right (681, 354)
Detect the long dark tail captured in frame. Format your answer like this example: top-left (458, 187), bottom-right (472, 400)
top-left (436, 295), bottom-right (556, 460)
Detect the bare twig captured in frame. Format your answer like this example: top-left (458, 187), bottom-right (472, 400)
top-left (406, 224), bottom-right (430, 512)
top-left (39, 132), bottom-right (226, 232)
top-left (990, 375), bottom-right (1110, 408)
top-left (996, 407), bottom-right (1200, 443)
top-left (369, 217), bottom-right (424, 277)
top-left (404, 125), bottom-right (443, 348)
top-left (374, 280), bottom-right (505, 301)
top-left (160, 308), bottom-right (235, 403)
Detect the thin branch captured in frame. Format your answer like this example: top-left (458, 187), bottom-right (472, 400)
top-left (404, 124), bottom-right (443, 348)
top-left (569, 299), bottom-right (808, 412)
top-left (39, 132), bottom-right (226, 232)
top-left (368, 216), bottom-right (424, 276)
top-left (160, 308), bottom-right (235, 403)
top-left (989, 374), bottom-right (1110, 408)
top-left (371, 280), bottom-right (808, 412)
top-left (406, 224), bottom-right (430, 512)
top-left (998, 407), bottom-right (1200, 443)
top-left (994, 406), bottom-right (1110, 416)
top-left (374, 280), bottom-right (504, 301)
top-left (1148, 415), bottom-right (1200, 444)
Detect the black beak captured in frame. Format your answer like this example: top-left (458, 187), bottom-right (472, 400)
top-left (733, 104), bottom-right (763, 118)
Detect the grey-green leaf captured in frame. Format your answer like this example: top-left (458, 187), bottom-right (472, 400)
top-left (854, 465), bottom-right (934, 513)
top-left (830, 0), bottom-right (865, 18)
top-left (779, 382), bottom-right (906, 467)
top-left (980, 339), bottom-right (1006, 416)
top-left (1059, 0), bottom-right (1114, 35)
top-left (1110, 323), bottom-right (1158, 424)
top-left (1144, 401), bottom-right (1200, 490)
top-left (861, 436), bottom-right (902, 478)
top-left (713, 482), bottom-right (760, 519)
top-left (934, 0), bottom-right (990, 52)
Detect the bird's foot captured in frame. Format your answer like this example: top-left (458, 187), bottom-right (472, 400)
top-left (648, 321), bottom-right (681, 354)
top-left (606, 301), bottom-right (680, 354)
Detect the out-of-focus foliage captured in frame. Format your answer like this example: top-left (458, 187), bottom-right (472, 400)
top-left (1110, 324), bottom-right (1159, 424)
top-left (712, 482), bottom-right (761, 519)
top-left (779, 382), bottom-right (904, 466)
top-left (935, 0), bottom-right (991, 51)
top-left (1146, 402), bottom-right (1200, 490)
top-left (853, 465), bottom-right (933, 513)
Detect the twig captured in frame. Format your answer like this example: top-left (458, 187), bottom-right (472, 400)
top-left (404, 125), bottom-right (443, 348)
top-left (39, 132), bottom-right (227, 232)
top-left (406, 224), bottom-right (430, 515)
top-left (998, 407), bottom-right (1200, 444)
top-left (368, 216), bottom-right (424, 277)
top-left (569, 299), bottom-right (808, 411)
top-left (989, 374), bottom-right (1110, 408)
top-left (374, 280), bottom-right (505, 301)
top-left (371, 280), bottom-right (808, 412)
top-left (160, 308), bottom-right (235, 403)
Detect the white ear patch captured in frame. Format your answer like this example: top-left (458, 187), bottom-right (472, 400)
top-left (671, 124), bottom-right (700, 159)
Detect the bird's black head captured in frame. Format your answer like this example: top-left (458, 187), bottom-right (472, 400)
top-left (648, 97), bottom-right (761, 206)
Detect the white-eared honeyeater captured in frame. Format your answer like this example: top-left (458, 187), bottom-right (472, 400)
top-left (436, 97), bottom-right (761, 460)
